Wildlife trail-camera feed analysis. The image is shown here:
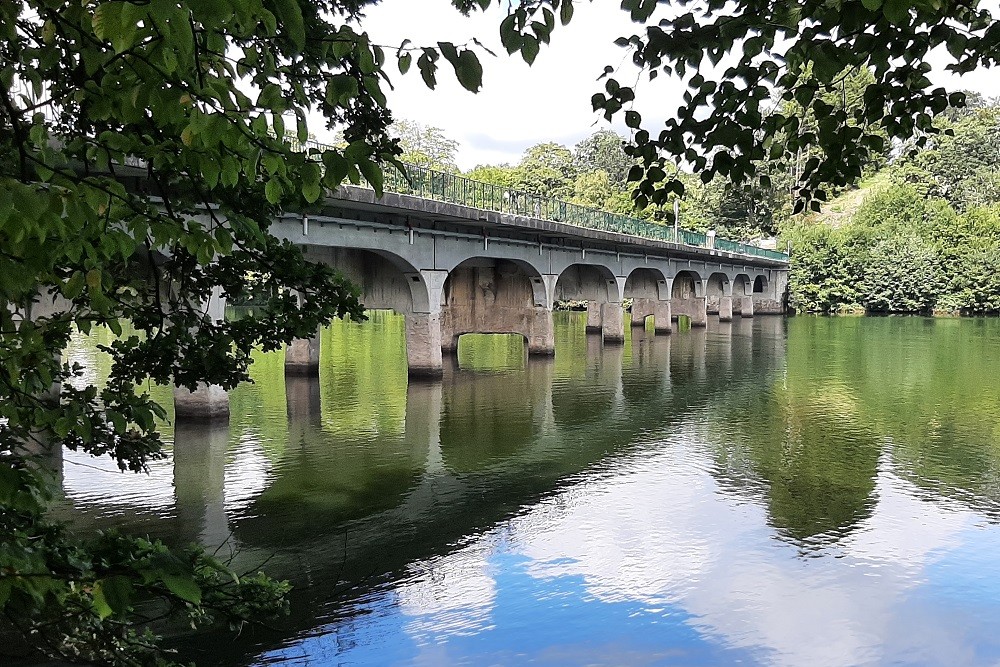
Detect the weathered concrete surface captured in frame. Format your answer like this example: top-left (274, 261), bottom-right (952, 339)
top-left (601, 302), bottom-right (625, 344)
top-left (673, 296), bottom-right (708, 327)
top-left (653, 300), bottom-right (672, 333)
top-left (440, 263), bottom-right (555, 356)
top-left (719, 296), bottom-right (734, 322)
top-left (586, 301), bottom-right (603, 333)
top-left (406, 312), bottom-right (443, 378)
top-left (174, 290), bottom-right (229, 420)
top-left (630, 297), bottom-right (672, 334)
top-left (752, 296), bottom-right (784, 314)
top-left (740, 296), bottom-right (755, 318)
top-left (285, 333), bottom-right (321, 376)
top-left (174, 383), bottom-right (230, 420)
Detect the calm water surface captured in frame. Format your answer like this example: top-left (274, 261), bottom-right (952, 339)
top-left (58, 314), bottom-right (1000, 666)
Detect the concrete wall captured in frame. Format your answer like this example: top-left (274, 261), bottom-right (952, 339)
top-left (441, 261), bottom-right (554, 355)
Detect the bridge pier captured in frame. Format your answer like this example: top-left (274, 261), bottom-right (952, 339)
top-left (526, 307), bottom-right (556, 356)
top-left (406, 311), bottom-right (444, 379)
top-left (740, 296), bottom-right (755, 318)
top-left (585, 301), bottom-right (603, 333)
top-left (285, 330), bottom-right (321, 376)
top-left (439, 262), bottom-right (555, 357)
top-left (719, 296), bottom-right (734, 322)
top-left (601, 302), bottom-right (625, 344)
top-left (174, 289), bottom-right (230, 420)
top-left (672, 296), bottom-right (708, 327)
top-left (629, 297), bottom-right (672, 334)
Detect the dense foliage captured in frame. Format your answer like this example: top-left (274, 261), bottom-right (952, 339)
top-left (784, 106), bottom-right (1000, 314)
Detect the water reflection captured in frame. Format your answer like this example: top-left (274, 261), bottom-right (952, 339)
top-left (53, 314), bottom-right (1000, 666)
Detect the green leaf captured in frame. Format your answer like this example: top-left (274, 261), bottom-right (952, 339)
top-left (358, 159), bottom-right (383, 195)
top-left (883, 0), bottom-right (910, 24)
top-left (500, 14), bottom-right (522, 54)
top-left (265, 177), bottom-right (283, 204)
top-left (560, 0), bottom-right (574, 25)
top-left (101, 576), bottom-right (134, 615)
top-left (161, 573), bottom-right (202, 605)
top-left (302, 163), bottom-right (322, 203)
top-left (521, 34), bottom-right (540, 65)
top-left (455, 50), bottom-right (484, 93)
top-left (92, 582), bottom-right (113, 620)
top-left (417, 51), bottom-right (437, 89)
top-left (398, 52), bottom-right (412, 75)
top-left (273, 0), bottom-right (306, 50)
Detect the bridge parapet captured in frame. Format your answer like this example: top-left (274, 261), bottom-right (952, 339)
top-left (297, 140), bottom-right (788, 264)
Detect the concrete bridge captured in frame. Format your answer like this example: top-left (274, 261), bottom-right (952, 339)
top-left (176, 183), bottom-right (789, 418)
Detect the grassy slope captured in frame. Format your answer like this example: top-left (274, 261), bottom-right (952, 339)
top-left (801, 171), bottom-right (891, 228)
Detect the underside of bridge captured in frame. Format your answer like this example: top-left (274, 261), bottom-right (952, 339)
top-left (624, 268), bottom-right (671, 333)
top-left (554, 264), bottom-right (624, 344)
top-left (441, 258), bottom-right (553, 356)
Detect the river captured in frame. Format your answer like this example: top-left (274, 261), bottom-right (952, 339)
top-left (57, 313), bottom-right (1000, 666)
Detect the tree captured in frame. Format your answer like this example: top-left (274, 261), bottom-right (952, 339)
top-left (487, 1), bottom-right (999, 212)
top-left (465, 163), bottom-right (520, 188)
top-left (0, 0), bottom-right (490, 663)
top-left (573, 130), bottom-right (632, 186)
top-left (389, 119), bottom-right (460, 173)
top-left (516, 142), bottom-right (577, 196)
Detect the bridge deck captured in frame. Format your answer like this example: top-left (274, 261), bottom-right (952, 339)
top-left (322, 185), bottom-right (789, 269)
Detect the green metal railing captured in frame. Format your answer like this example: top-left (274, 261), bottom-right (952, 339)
top-left (301, 140), bottom-right (789, 262)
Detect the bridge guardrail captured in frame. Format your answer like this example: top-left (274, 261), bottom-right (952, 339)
top-left (297, 140), bottom-right (788, 262)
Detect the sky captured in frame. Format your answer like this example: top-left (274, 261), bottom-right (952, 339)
top-left (334, 0), bottom-right (1000, 171)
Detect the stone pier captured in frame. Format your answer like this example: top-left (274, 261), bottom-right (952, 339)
top-left (174, 290), bottom-right (230, 420)
top-left (600, 302), bottom-right (625, 344)
top-left (630, 297), bottom-right (672, 334)
top-left (740, 296), bottom-right (755, 318)
top-left (285, 330), bottom-right (321, 376)
top-left (405, 311), bottom-right (444, 379)
top-left (672, 296), bottom-right (708, 327)
top-left (719, 295), bottom-right (734, 322)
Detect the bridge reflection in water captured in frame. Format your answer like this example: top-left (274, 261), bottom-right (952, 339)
top-left (56, 315), bottom-right (1000, 666)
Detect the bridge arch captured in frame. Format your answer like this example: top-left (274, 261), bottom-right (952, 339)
top-left (732, 273), bottom-right (753, 297)
top-left (753, 274), bottom-right (769, 294)
top-left (705, 272), bottom-right (731, 316)
top-left (310, 246), bottom-right (432, 315)
top-left (555, 263), bottom-right (625, 343)
top-left (624, 267), bottom-right (671, 332)
top-left (671, 270), bottom-right (704, 299)
top-left (441, 257), bottom-right (554, 356)
top-left (670, 269), bottom-right (708, 327)
top-left (297, 245), bottom-right (444, 377)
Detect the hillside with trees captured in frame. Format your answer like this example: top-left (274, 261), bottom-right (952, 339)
top-left (783, 100), bottom-right (1000, 314)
